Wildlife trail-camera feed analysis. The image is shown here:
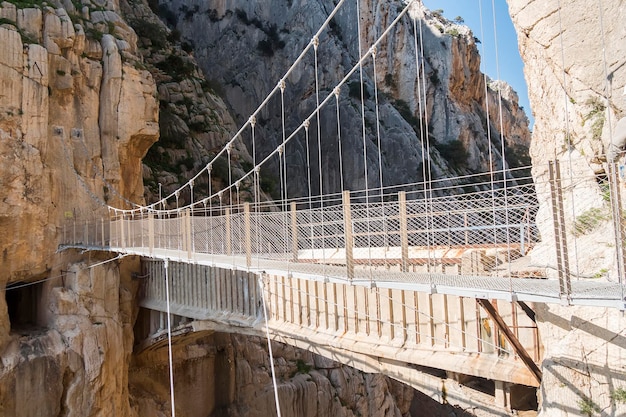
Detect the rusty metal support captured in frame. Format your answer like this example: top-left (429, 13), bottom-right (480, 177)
top-left (548, 160), bottom-right (571, 302)
top-left (477, 298), bottom-right (542, 385)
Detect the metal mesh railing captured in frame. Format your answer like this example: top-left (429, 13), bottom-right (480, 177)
top-left (60, 161), bottom-right (626, 309)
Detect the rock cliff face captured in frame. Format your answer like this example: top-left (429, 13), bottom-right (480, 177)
top-left (0, 0), bottom-right (158, 287)
top-left (160, 0), bottom-right (530, 197)
top-left (130, 331), bottom-right (481, 417)
top-left (508, 1), bottom-right (626, 416)
top-left (0, 1), bottom-right (436, 416)
top-left (508, 0), bottom-right (626, 277)
top-left (0, 0), bottom-right (155, 415)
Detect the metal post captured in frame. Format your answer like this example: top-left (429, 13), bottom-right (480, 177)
top-left (244, 203), bottom-right (252, 268)
top-left (120, 213), bottom-right (126, 250)
top-left (101, 218), bottom-right (105, 247)
top-left (140, 211), bottom-right (145, 249)
top-left (464, 212), bottom-right (469, 246)
top-left (343, 191), bottom-right (354, 281)
top-left (185, 209), bottom-right (192, 260)
top-left (608, 163), bottom-right (626, 303)
top-left (399, 191), bottom-right (409, 272)
top-left (548, 160), bottom-right (571, 302)
top-left (148, 211), bottom-right (155, 255)
top-left (225, 207), bottom-right (232, 256)
top-left (291, 201), bottom-right (298, 261)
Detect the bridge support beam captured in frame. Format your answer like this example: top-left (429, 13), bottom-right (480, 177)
top-left (477, 299), bottom-right (542, 385)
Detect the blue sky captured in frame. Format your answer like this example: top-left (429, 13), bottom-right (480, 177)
top-left (421, 0), bottom-right (533, 128)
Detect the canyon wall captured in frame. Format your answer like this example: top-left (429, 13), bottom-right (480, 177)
top-left (6, 0), bottom-right (624, 416)
top-left (0, 1), bottom-right (430, 416)
top-left (161, 0), bottom-right (530, 197)
top-left (508, 1), bottom-right (626, 416)
top-left (0, 1), bottom-right (155, 415)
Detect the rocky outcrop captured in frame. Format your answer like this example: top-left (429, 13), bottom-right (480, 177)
top-left (0, 0), bottom-right (155, 415)
top-left (0, 255), bottom-right (141, 417)
top-left (130, 332), bottom-right (439, 417)
top-left (508, 0), bottom-right (626, 277)
top-left (159, 0), bottom-right (530, 198)
top-left (118, 0), bottom-right (249, 206)
top-left (0, 0), bottom-right (157, 285)
top-left (508, 1), bottom-right (626, 416)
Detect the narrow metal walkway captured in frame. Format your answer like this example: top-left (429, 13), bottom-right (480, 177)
top-left (114, 246), bottom-right (625, 309)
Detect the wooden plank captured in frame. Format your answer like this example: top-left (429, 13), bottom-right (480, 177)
top-left (342, 191), bottom-right (354, 280)
top-left (399, 191), bottom-right (409, 272)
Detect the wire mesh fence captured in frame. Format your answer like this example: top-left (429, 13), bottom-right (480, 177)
top-left (60, 161), bottom-right (626, 308)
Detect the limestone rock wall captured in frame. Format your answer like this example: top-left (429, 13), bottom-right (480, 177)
top-left (0, 255), bottom-right (141, 417)
top-left (0, 1), bottom-right (156, 415)
top-left (0, 0), bottom-right (158, 287)
top-left (508, 0), bottom-right (626, 277)
top-left (160, 0), bottom-right (530, 197)
top-left (130, 332), bottom-right (416, 417)
top-left (507, 1), bottom-right (626, 416)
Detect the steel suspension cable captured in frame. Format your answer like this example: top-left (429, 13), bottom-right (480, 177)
top-left (334, 87), bottom-right (345, 192)
top-left (259, 277), bottom-right (283, 417)
top-left (279, 80), bottom-right (291, 262)
top-left (417, 11), bottom-right (435, 278)
top-left (411, 10), bottom-right (428, 267)
top-left (371, 45), bottom-right (388, 265)
top-left (227, 144), bottom-right (233, 208)
top-left (163, 260), bottom-right (177, 417)
top-left (356, 0), bottom-right (374, 280)
top-left (556, 0), bottom-right (581, 279)
top-left (478, 0), bottom-right (500, 277)
top-left (313, 35), bottom-right (326, 267)
top-left (303, 121), bottom-right (315, 252)
top-left (490, 0), bottom-right (513, 282)
top-left (208, 166), bottom-right (214, 259)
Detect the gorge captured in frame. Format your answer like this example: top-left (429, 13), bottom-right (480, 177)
top-left (0, 0), bottom-right (624, 416)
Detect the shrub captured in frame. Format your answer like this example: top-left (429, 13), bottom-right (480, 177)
top-left (611, 388), bottom-right (626, 403)
top-left (434, 139), bottom-right (469, 169)
top-left (394, 99), bottom-right (420, 132)
top-left (348, 81), bottom-right (370, 100)
top-left (446, 28), bottom-right (460, 37)
top-left (130, 19), bottom-right (168, 49)
top-left (578, 397), bottom-right (600, 416)
top-left (256, 24), bottom-right (285, 57)
top-left (155, 55), bottom-right (196, 80)
top-left (432, 9), bottom-right (444, 18)
top-left (573, 207), bottom-right (609, 236)
top-left (291, 359), bottom-right (312, 377)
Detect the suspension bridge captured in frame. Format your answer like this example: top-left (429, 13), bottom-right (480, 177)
top-left (59, 0), bottom-right (626, 415)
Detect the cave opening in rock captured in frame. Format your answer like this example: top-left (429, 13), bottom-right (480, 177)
top-left (510, 384), bottom-right (539, 412)
top-left (456, 374), bottom-right (496, 396)
top-left (5, 281), bottom-right (42, 332)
